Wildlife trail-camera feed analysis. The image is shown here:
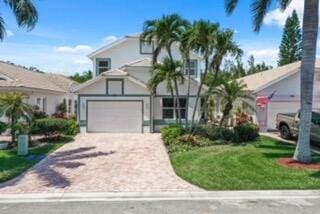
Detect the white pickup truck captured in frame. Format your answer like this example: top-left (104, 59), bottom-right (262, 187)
top-left (276, 111), bottom-right (320, 143)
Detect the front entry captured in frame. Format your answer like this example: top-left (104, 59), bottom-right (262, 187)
top-left (87, 101), bottom-right (143, 133)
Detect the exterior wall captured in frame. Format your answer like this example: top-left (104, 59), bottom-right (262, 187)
top-left (0, 89), bottom-right (77, 121)
top-left (152, 96), bottom-right (203, 132)
top-left (92, 37), bottom-right (203, 78)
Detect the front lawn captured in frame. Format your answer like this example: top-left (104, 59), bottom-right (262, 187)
top-left (170, 136), bottom-right (320, 190)
top-left (0, 136), bottom-right (73, 183)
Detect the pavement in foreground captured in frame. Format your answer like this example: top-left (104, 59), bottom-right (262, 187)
top-left (0, 198), bottom-right (319, 214)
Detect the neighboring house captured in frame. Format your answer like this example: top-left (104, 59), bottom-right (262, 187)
top-left (237, 60), bottom-right (320, 131)
top-left (74, 34), bottom-right (206, 133)
top-left (0, 61), bottom-right (78, 117)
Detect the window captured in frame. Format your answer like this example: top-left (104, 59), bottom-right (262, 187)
top-left (162, 98), bottom-right (187, 119)
top-left (140, 40), bottom-right (154, 54)
top-left (184, 60), bottom-right (198, 76)
top-left (107, 79), bottom-right (123, 95)
top-left (68, 99), bottom-right (72, 114)
top-left (96, 58), bottom-right (111, 75)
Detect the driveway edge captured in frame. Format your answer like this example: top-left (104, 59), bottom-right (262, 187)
top-left (1, 190), bottom-right (320, 203)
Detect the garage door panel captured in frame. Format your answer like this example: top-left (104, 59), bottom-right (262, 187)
top-left (87, 101), bottom-right (142, 133)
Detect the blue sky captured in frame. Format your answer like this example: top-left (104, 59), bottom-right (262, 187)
top-left (0, 0), bottom-right (305, 75)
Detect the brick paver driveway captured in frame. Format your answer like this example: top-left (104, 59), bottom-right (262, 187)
top-left (0, 134), bottom-right (200, 193)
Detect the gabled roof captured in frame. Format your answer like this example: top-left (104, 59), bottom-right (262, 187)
top-left (88, 33), bottom-right (202, 60)
top-left (122, 58), bottom-right (153, 67)
top-left (238, 60), bottom-right (320, 93)
top-left (0, 61), bottom-right (77, 93)
top-left (73, 68), bottom-right (148, 92)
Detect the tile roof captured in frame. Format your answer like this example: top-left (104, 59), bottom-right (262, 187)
top-left (0, 61), bottom-right (77, 93)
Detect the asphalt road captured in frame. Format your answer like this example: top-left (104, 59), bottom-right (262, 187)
top-left (1, 198), bottom-right (319, 214)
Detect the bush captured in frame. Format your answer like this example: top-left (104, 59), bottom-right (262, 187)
top-left (161, 125), bottom-right (185, 146)
top-left (0, 121), bottom-right (7, 134)
top-left (33, 111), bottom-right (48, 119)
top-left (31, 118), bottom-right (79, 137)
top-left (234, 123), bottom-right (259, 142)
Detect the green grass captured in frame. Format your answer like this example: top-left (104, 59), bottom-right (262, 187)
top-left (170, 136), bottom-right (320, 190)
top-left (0, 136), bottom-right (73, 183)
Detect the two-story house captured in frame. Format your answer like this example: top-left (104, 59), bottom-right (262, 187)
top-left (74, 34), bottom-right (207, 133)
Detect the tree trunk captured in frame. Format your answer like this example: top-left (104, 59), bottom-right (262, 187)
top-left (174, 78), bottom-right (182, 125)
top-left (191, 58), bottom-right (209, 129)
top-left (9, 116), bottom-right (15, 148)
top-left (293, 0), bottom-right (319, 163)
top-left (185, 58), bottom-right (191, 130)
top-left (219, 103), bottom-right (233, 128)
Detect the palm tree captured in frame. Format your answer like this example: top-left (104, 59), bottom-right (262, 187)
top-left (141, 14), bottom-right (189, 64)
top-left (225, 0), bottom-right (319, 163)
top-left (180, 26), bottom-right (193, 128)
top-left (1, 0), bottom-right (38, 40)
top-left (210, 79), bottom-right (253, 127)
top-left (148, 57), bottom-right (184, 124)
top-left (0, 93), bottom-right (33, 147)
top-left (211, 29), bottom-right (243, 75)
top-left (187, 20), bottom-right (219, 128)
top-left (200, 29), bottom-right (243, 125)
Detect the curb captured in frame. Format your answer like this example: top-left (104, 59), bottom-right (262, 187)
top-left (1, 190), bottom-right (320, 203)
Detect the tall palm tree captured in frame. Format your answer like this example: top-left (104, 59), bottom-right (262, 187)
top-left (187, 20), bottom-right (219, 128)
top-left (148, 57), bottom-right (184, 124)
top-left (0, 93), bottom-right (33, 147)
top-left (200, 29), bottom-right (243, 125)
top-left (211, 29), bottom-right (243, 75)
top-left (141, 14), bottom-right (189, 64)
top-left (141, 14), bottom-right (189, 123)
top-left (1, 0), bottom-right (38, 40)
top-left (180, 26), bottom-right (193, 128)
top-left (225, 0), bottom-right (319, 163)
top-left (210, 79), bottom-right (253, 127)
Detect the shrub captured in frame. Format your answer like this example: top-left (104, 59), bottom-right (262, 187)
top-left (65, 119), bottom-right (80, 136)
top-left (0, 121), bottom-right (7, 134)
top-left (33, 111), bottom-right (48, 119)
top-left (234, 123), bottom-right (259, 142)
top-left (31, 118), bottom-right (79, 137)
top-left (161, 125), bottom-right (185, 146)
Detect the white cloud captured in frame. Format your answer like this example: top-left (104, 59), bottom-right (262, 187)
top-left (103, 35), bottom-right (118, 44)
top-left (264, 0), bottom-right (304, 27)
top-left (55, 45), bottom-right (93, 54)
top-left (0, 42), bottom-right (92, 75)
top-left (6, 30), bottom-right (14, 37)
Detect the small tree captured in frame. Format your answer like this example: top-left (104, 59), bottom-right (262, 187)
top-left (278, 10), bottom-right (302, 66)
top-left (209, 79), bottom-right (254, 127)
top-left (0, 93), bottom-right (33, 147)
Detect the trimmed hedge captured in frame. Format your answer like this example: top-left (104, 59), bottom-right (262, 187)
top-left (31, 118), bottom-right (79, 137)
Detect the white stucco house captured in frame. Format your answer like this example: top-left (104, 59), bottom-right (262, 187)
top-left (74, 34), bottom-right (206, 133)
top-left (0, 61), bottom-right (78, 117)
top-left (238, 60), bottom-right (320, 131)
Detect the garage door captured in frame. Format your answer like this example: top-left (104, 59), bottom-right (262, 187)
top-left (267, 101), bottom-right (300, 130)
top-left (87, 101), bottom-right (143, 133)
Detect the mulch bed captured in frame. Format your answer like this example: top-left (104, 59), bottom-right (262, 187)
top-left (278, 158), bottom-right (320, 170)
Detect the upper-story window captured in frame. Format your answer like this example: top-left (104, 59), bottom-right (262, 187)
top-left (140, 40), bottom-right (154, 54)
top-left (184, 60), bottom-right (198, 76)
top-left (96, 58), bottom-right (111, 75)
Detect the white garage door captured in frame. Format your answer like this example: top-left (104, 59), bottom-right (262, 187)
top-left (267, 101), bottom-right (300, 130)
top-left (87, 101), bottom-right (143, 133)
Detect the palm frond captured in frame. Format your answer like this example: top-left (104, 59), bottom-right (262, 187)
top-left (225, 0), bottom-right (239, 15)
top-left (0, 17), bottom-right (6, 41)
top-left (251, 0), bottom-right (272, 32)
top-left (278, 0), bottom-right (292, 11)
top-left (5, 0), bottom-right (38, 31)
